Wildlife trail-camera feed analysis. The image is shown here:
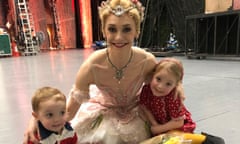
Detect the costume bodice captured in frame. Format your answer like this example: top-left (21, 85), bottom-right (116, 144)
top-left (90, 53), bottom-right (148, 109)
top-left (73, 47), bottom-right (156, 122)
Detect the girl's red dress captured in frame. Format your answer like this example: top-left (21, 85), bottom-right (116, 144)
top-left (140, 84), bottom-right (196, 133)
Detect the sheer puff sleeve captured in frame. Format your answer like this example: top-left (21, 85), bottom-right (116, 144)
top-left (68, 85), bottom-right (90, 104)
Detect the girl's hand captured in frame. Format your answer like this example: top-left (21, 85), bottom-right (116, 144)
top-left (151, 125), bottom-right (161, 136)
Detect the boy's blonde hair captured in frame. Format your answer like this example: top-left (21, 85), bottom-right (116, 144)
top-left (153, 58), bottom-right (184, 83)
top-left (31, 87), bottom-right (66, 112)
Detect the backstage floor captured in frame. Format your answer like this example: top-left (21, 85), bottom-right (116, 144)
top-left (0, 49), bottom-right (239, 144)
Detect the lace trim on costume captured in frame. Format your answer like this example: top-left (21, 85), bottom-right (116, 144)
top-left (69, 86), bottom-right (90, 104)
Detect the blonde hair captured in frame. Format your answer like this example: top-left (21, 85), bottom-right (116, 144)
top-left (153, 58), bottom-right (184, 83)
top-left (31, 87), bottom-right (66, 112)
top-left (98, 0), bottom-right (144, 35)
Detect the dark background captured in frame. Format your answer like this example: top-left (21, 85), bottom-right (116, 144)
top-left (90, 0), bottom-right (204, 51)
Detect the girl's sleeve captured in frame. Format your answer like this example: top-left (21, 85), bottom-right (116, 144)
top-left (139, 85), bottom-right (149, 106)
top-left (166, 94), bottom-right (184, 119)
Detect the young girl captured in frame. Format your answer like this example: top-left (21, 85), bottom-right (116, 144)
top-left (28, 87), bottom-right (78, 144)
top-left (140, 58), bottom-right (225, 144)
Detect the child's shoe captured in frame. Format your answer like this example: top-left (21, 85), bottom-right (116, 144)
top-left (202, 132), bottom-right (225, 144)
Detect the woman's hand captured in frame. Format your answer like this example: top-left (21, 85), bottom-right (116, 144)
top-left (174, 83), bottom-right (185, 101)
top-left (23, 117), bottom-right (39, 144)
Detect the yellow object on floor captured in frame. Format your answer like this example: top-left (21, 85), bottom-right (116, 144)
top-left (140, 130), bottom-right (206, 144)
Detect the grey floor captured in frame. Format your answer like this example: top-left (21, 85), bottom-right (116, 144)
top-left (0, 49), bottom-right (239, 144)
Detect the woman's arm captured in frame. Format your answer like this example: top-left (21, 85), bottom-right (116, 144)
top-left (151, 118), bottom-right (184, 135)
top-left (66, 52), bottom-right (96, 121)
top-left (23, 116), bottom-right (39, 144)
top-left (144, 52), bottom-right (158, 83)
top-left (66, 95), bottom-right (81, 121)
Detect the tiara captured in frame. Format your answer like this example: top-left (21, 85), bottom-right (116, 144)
top-left (99, 0), bottom-right (144, 21)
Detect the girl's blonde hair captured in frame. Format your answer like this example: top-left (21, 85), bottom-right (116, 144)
top-left (98, 0), bottom-right (144, 36)
top-left (153, 58), bottom-right (184, 83)
top-left (31, 87), bottom-right (66, 112)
